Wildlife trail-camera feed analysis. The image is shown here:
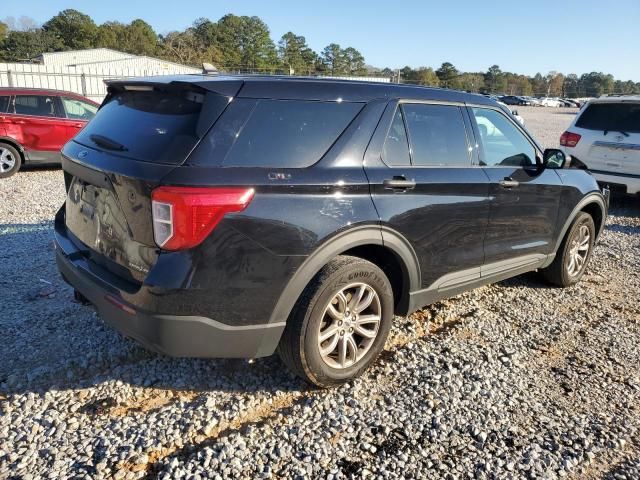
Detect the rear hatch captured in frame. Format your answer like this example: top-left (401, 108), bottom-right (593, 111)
top-left (61, 78), bottom-right (241, 283)
top-left (575, 101), bottom-right (640, 175)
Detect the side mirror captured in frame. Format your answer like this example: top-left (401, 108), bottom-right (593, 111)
top-left (543, 148), bottom-right (566, 169)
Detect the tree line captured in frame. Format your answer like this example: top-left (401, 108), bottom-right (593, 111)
top-left (1, 9), bottom-right (639, 97)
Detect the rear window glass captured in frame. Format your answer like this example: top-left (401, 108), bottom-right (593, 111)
top-left (0, 96), bottom-right (9, 113)
top-left (576, 103), bottom-right (640, 134)
top-left (222, 99), bottom-right (362, 167)
top-left (74, 88), bottom-right (229, 164)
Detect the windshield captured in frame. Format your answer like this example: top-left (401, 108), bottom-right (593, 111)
top-left (576, 103), bottom-right (640, 134)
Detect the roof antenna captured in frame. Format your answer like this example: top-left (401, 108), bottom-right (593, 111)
top-left (202, 63), bottom-right (219, 75)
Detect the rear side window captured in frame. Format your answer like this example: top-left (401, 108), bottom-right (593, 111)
top-left (14, 95), bottom-right (58, 117)
top-left (222, 99), bottom-right (362, 168)
top-left (576, 103), bottom-right (640, 134)
top-left (0, 96), bottom-right (9, 113)
top-left (61, 97), bottom-right (98, 121)
top-left (74, 88), bottom-right (229, 164)
top-left (403, 104), bottom-right (471, 166)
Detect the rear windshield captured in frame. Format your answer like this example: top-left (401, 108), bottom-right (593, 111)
top-left (74, 87), bottom-right (229, 164)
top-left (576, 102), bottom-right (640, 134)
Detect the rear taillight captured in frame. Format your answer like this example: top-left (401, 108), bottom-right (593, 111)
top-left (151, 186), bottom-right (254, 250)
top-left (560, 131), bottom-right (581, 147)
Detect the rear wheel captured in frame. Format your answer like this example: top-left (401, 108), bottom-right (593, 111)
top-left (541, 212), bottom-right (595, 287)
top-left (278, 256), bottom-right (394, 387)
top-left (0, 143), bottom-right (21, 179)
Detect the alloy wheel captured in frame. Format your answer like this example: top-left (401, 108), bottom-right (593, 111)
top-left (567, 224), bottom-right (590, 277)
top-left (317, 282), bottom-right (381, 369)
top-left (0, 147), bottom-right (16, 174)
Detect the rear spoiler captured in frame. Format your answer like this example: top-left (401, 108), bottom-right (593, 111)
top-left (104, 76), bottom-right (244, 98)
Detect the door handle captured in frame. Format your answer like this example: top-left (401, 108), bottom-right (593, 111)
top-left (72, 122), bottom-right (84, 128)
top-left (383, 176), bottom-right (416, 190)
top-left (499, 177), bottom-right (519, 188)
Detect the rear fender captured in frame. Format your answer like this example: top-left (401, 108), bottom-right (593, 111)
top-left (267, 225), bottom-right (421, 326)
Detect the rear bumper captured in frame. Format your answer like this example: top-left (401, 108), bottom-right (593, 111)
top-left (54, 217), bottom-right (285, 359)
top-left (590, 170), bottom-right (640, 195)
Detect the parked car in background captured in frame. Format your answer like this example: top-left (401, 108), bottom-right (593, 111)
top-left (496, 101), bottom-right (525, 126)
top-left (500, 95), bottom-right (531, 106)
top-left (55, 76), bottom-right (608, 387)
top-left (539, 97), bottom-right (564, 108)
top-left (0, 88), bottom-right (99, 178)
top-left (561, 95), bottom-right (640, 195)
top-left (520, 96), bottom-right (541, 106)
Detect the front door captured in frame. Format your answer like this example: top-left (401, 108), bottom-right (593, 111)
top-left (364, 101), bottom-right (491, 290)
top-left (468, 106), bottom-right (562, 269)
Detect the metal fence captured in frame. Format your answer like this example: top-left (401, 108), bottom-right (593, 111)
top-left (0, 63), bottom-right (199, 102)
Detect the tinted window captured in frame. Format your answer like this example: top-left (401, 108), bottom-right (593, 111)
top-left (403, 104), bottom-right (470, 166)
top-left (14, 95), bottom-right (58, 117)
top-left (0, 96), bottom-right (9, 113)
top-left (62, 97), bottom-right (98, 120)
top-left (576, 103), bottom-right (640, 134)
top-left (382, 107), bottom-right (411, 166)
top-left (75, 88), bottom-right (228, 164)
top-left (222, 99), bottom-right (362, 168)
top-left (472, 107), bottom-right (536, 167)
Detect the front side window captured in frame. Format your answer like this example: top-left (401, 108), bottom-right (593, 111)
top-left (472, 107), bottom-right (536, 167)
top-left (14, 95), bottom-right (58, 117)
top-left (403, 104), bottom-right (471, 166)
top-left (382, 107), bottom-right (411, 166)
top-left (62, 97), bottom-right (98, 121)
top-left (0, 96), bottom-right (9, 113)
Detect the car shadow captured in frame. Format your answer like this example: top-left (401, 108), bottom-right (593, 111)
top-left (0, 221), bottom-right (310, 399)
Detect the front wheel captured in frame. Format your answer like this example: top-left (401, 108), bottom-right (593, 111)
top-left (278, 256), bottom-right (394, 387)
top-left (541, 212), bottom-right (595, 287)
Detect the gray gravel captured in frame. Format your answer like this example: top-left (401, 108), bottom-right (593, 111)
top-left (1, 108), bottom-right (639, 479)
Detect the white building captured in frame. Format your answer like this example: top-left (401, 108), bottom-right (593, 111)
top-left (34, 48), bottom-right (200, 75)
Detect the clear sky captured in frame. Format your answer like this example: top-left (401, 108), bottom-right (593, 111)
top-left (5, 0), bottom-right (640, 80)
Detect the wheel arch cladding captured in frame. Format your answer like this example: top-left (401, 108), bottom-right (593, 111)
top-left (0, 138), bottom-right (25, 163)
top-left (554, 193), bottom-right (606, 253)
top-left (268, 225), bottom-right (421, 325)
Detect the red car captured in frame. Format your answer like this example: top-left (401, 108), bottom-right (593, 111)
top-left (0, 88), bottom-right (99, 178)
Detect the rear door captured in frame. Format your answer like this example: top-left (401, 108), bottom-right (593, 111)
top-left (364, 100), bottom-right (490, 290)
top-left (8, 94), bottom-right (68, 161)
top-left (469, 106), bottom-right (562, 268)
top-left (573, 101), bottom-right (640, 177)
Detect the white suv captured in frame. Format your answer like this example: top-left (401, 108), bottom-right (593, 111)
top-left (561, 96), bottom-right (640, 194)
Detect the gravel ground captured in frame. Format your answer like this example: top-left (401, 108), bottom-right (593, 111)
top-left (1, 108), bottom-right (639, 479)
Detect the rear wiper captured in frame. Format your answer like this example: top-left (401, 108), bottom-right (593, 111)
top-left (603, 130), bottom-right (630, 137)
top-left (89, 134), bottom-right (128, 151)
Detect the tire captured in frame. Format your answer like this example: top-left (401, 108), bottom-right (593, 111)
top-left (278, 255), bottom-right (394, 388)
top-left (541, 212), bottom-right (595, 287)
top-left (0, 143), bottom-right (22, 179)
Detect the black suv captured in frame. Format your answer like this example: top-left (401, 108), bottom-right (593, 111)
top-left (55, 76), bottom-right (608, 387)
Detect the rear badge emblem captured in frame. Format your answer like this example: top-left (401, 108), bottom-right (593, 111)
top-left (78, 150), bottom-right (88, 159)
